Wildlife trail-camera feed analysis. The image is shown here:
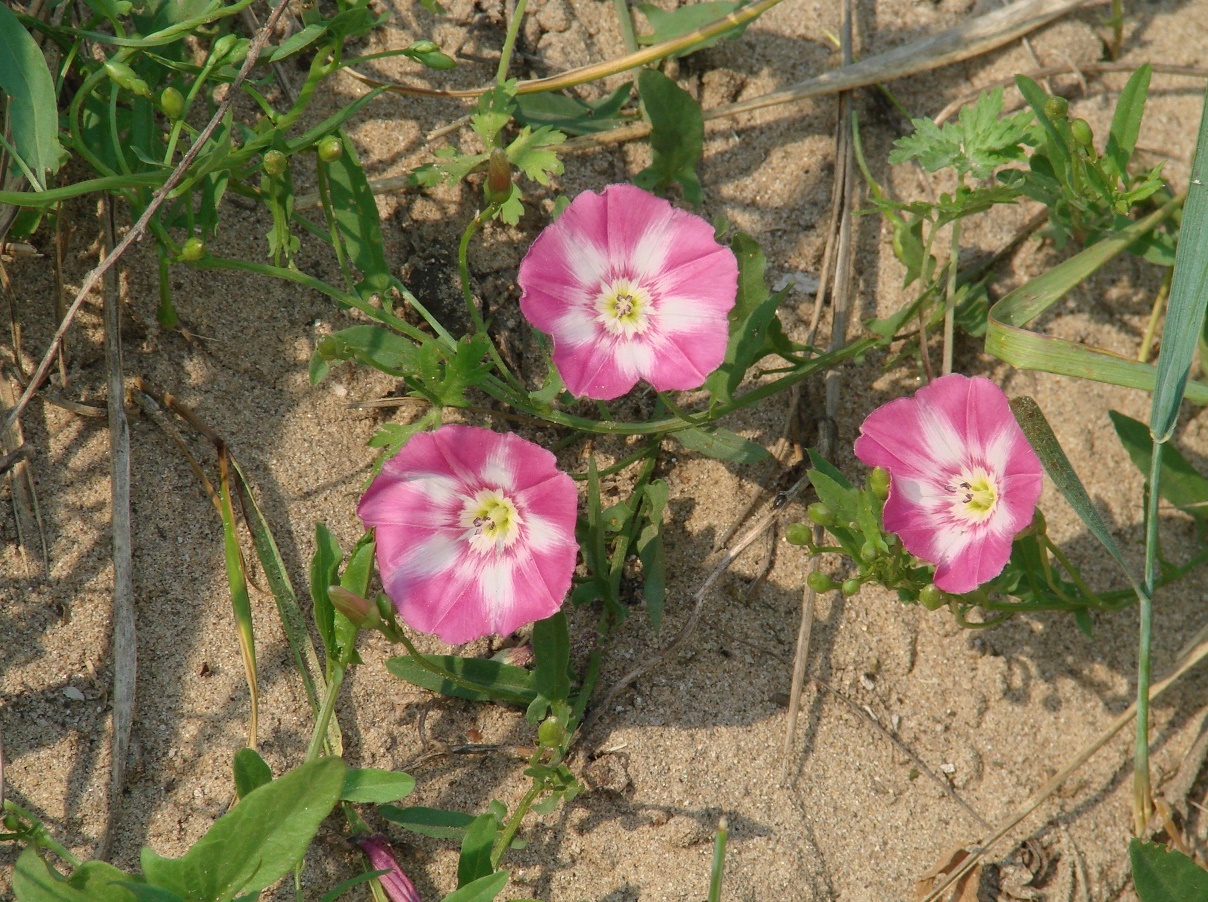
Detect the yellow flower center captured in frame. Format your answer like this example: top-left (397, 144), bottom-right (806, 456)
top-left (460, 489), bottom-right (521, 553)
top-left (951, 468), bottom-right (998, 522)
top-left (597, 279), bottom-right (650, 337)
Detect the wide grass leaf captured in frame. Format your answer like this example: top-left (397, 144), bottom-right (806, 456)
top-left (140, 757), bottom-right (345, 902)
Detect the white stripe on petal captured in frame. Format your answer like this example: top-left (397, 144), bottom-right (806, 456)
top-left (415, 474), bottom-right (461, 508)
top-left (481, 449), bottom-right (514, 490)
top-left (402, 532), bottom-right (462, 578)
top-left (554, 306), bottom-right (600, 346)
top-left (560, 229), bottom-right (610, 288)
top-left (614, 339), bottom-right (654, 379)
top-left (629, 219), bottom-right (674, 279)
top-left (917, 407), bottom-right (966, 471)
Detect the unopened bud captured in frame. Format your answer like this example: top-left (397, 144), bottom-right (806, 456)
top-left (160, 86), bottom-right (184, 119)
top-left (806, 571), bottom-right (836, 593)
top-left (918, 584), bottom-right (945, 610)
top-left (840, 578), bottom-right (862, 597)
top-left (104, 59), bottom-right (152, 98)
top-left (806, 502), bottom-right (834, 526)
top-left (1070, 118), bottom-right (1094, 149)
top-left (868, 467), bottom-right (891, 500)
top-left (1043, 95), bottom-right (1069, 122)
top-left (785, 523), bottom-right (813, 545)
top-left (180, 237), bottom-right (206, 262)
top-left (317, 135), bottom-right (343, 163)
top-left (537, 715), bottom-right (566, 748)
top-left (263, 149), bottom-right (288, 176)
top-left (356, 835), bottom-right (422, 902)
top-left (329, 586), bottom-right (371, 625)
top-left (486, 147), bottom-right (513, 206)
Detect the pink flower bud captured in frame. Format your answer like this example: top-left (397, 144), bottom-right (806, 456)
top-left (357, 834), bottom-right (422, 902)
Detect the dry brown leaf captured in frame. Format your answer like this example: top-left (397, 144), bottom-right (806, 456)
top-left (915, 845), bottom-right (982, 902)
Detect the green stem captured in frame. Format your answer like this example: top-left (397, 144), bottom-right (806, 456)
top-left (305, 662), bottom-right (347, 762)
top-left (942, 213), bottom-right (960, 376)
top-left (1135, 452), bottom-right (1161, 834)
top-left (707, 817), bottom-right (729, 902)
top-left (495, 0), bottom-right (532, 85)
top-left (1, 801), bottom-right (82, 866)
top-left (457, 209), bottom-right (527, 393)
top-left (491, 781), bottom-right (542, 869)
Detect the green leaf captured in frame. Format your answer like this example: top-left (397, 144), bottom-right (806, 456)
top-left (472, 82), bottom-right (517, 149)
top-left (1109, 411), bottom-right (1208, 518)
top-left (635, 1), bottom-right (747, 54)
top-left (316, 325), bottom-right (423, 377)
top-left (532, 612), bottom-right (571, 703)
top-left (1130, 840), bottom-right (1208, 901)
top-left (443, 871), bottom-right (509, 902)
top-left (340, 767), bottom-right (415, 803)
top-left (13, 849), bottom-right (140, 902)
top-left (269, 23), bottom-right (327, 61)
top-left (1009, 397), bottom-right (1141, 595)
top-left (673, 425), bottom-right (770, 463)
top-left (457, 814), bottom-right (499, 887)
top-left (378, 805), bottom-right (476, 840)
top-left (322, 132), bottom-right (392, 296)
top-left (386, 654), bottom-right (538, 706)
top-left (140, 758), bottom-right (345, 902)
top-left (703, 231), bottom-right (785, 404)
top-left (1104, 64), bottom-right (1151, 181)
top-left (806, 450), bottom-right (857, 523)
top-left (634, 68), bottom-right (703, 205)
top-left (514, 84), bottom-right (633, 136)
top-left (0, 6), bottom-right (65, 189)
top-left (310, 524), bottom-right (343, 664)
top-left (505, 126), bottom-right (566, 186)
top-left (636, 479), bottom-right (668, 630)
top-left (1151, 83), bottom-right (1208, 442)
top-left (232, 747), bottom-right (273, 799)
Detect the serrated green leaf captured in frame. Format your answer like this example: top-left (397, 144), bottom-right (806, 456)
top-left (673, 425), bottom-right (770, 463)
top-left (378, 805), bottom-right (476, 840)
top-left (1130, 840), bottom-right (1208, 901)
top-left (0, 6), bottom-right (65, 188)
top-left (634, 68), bottom-right (703, 204)
top-left (889, 86), bottom-right (1031, 180)
top-left (807, 449), bottom-right (857, 522)
top-left (472, 82), bottom-right (516, 149)
top-left (140, 758), bottom-right (345, 902)
top-left (340, 768), bottom-right (415, 803)
top-left (505, 125), bottom-right (565, 186)
top-left (386, 654), bottom-right (538, 705)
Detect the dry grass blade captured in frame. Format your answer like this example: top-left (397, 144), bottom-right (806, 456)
top-left (0, 0), bottom-right (292, 439)
top-left (0, 375), bottom-right (46, 575)
top-left (921, 622), bottom-right (1208, 902)
top-left (100, 199), bottom-right (136, 861)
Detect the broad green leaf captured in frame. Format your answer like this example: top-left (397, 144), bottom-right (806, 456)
top-left (457, 814), bottom-right (499, 887)
top-left (140, 757), bottom-right (345, 902)
top-left (634, 68), bottom-right (703, 205)
top-left (1109, 411), bottom-right (1208, 518)
top-left (443, 871), bottom-right (509, 902)
top-left (386, 654), bottom-right (538, 706)
top-left (635, 1), bottom-right (748, 54)
top-left (1130, 840), bottom-right (1208, 901)
top-left (1151, 83), bottom-right (1208, 442)
top-left (985, 196), bottom-right (1208, 404)
top-left (673, 425), bottom-right (770, 463)
top-left (532, 612), bottom-right (571, 702)
top-left (232, 747), bottom-right (273, 799)
top-left (378, 805), bottom-right (476, 840)
top-left (114, 886), bottom-right (186, 902)
top-left (703, 232), bottom-right (786, 405)
top-left (1104, 64), bottom-right (1151, 181)
top-left (322, 132), bottom-right (392, 296)
top-left (0, 6), bottom-right (65, 188)
top-left (340, 767), bottom-right (415, 803)
top-left (1010, 397), bottom-right (1141, 595)
top-left (13, 850), bottom-right (139, 902)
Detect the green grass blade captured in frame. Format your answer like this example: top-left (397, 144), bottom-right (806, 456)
top-left (1009, 396), bottom-right (1142, 597)
top-left (1150, 84), bottom-right (1208, 442)
top-left (985, 195), bottom-right (1208, 401)
top-left (217, 453), bottom-right (259, 747)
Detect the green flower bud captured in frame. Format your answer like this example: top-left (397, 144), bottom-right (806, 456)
top-left (486, 147), bottom-right (513, 206)
top-left (407, 40), bottom-right (440, 54)
top-left (918, 584), bottom-right (945, 610)
top-left (537, 715), bottom-right (565, 748)
top-left (1043, 95), bottom-right (1069, 122)
top-left (1070, 118), bottom-right (1094, 149)
top-left (806, 502), bottom-right (835, 527)
top-left (317, 135), bottom-right (343, 163)
top-left (211, 34), bottom-right (241, 62)
top-left (315, 335), bottom-right (341, 359)
top-left (112, 0), bottom-right (133, 14)
top-left (180, 237), bottom-right (205, 262)
top-left (859, 543), bottom-right (878, 563)
top-left (263, 149), bottom-right (288, 176)
top-left (418, 50), bottom-right (457, 70)
top-left (868, 467), bottom-right (891, 500)
top-left (160, 86), bottom-right (184, 119)
top-left (840, 578), bottom-right (862, 597)
top-left (806, 571), bottom-right (836, 593)
top-left (103, 59), bottom-right (152, 98)
top-left (785, 523), bottom-right (813, 546)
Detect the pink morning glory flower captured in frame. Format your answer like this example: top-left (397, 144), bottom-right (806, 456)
top-left (357, 834), bottom-right (422, 902)
top-left (853, 374), bottom-right (1043, 595)
top-left (358, 425), bottom-right (578, 644)
top-left (518, 183), bottom-right (738, 400)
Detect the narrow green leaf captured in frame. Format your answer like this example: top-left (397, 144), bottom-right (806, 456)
top-left (532, 612), bottom-right (571, 703)
top-left (1150, 83), bottom-right (1208, 442)
top-left (269, 23), bottom-right (327, 61)
top-left (1109, 411), bottom-right (1208, 517)
top-left (1010, 396), bottom-right (1141, 594)
top-left (1130, 840), bottom-right (1208, 901)
top-left (378, 805), bottom-right (476, 840)
top-left (340, 767), bottom-right (415, 804)
top-left (310, 525), bottom-right (343, 665)
top-left (140, 758), bottom-right (345, 902)
top-left (217, 457), bottom-right (257, 744)
top-left (13, 850), bottom-right (139, 902)
top-left (806, 450), bottom-right (858, 523)
top-left (0, 6), bottom-right (64, 188)
top-left (636, 479), bottom-right (668, 630)
top-left (315, 325), bottom-right (423, 377)
top-left (1104, 64), bottom-right (1151, 180)
top-left (634, 68), bottom-right (703, 205)
top-left (513, 83), bottom-right (632, 136)
top-left (385, 654), bottom-right (538, 706)
top-left (442, 871), bottom-right (509, 902)
top-left (322, 132), bottom-right (392, 296)
top-left (635, 0), bottom-right (748, 54)
top-left (232, 747), bottom-right (272, 799)
top-left (457, 814), bottom-right (499, 887)
top-left (674, 425), bottom-right (770, 463)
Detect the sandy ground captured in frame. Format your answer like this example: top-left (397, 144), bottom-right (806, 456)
top-left (5, 0), bottom-right (1208, 899)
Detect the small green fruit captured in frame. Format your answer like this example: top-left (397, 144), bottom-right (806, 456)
top-left (103, 59), bottom-right (151, 98)
top-left (806, 571), bottom-right (836, 593)
top-left (537, 715), bottom-right (565, 748)
top-left (918, 585), bottom-right (945, 610)
top-left (1070, 118), bottom-right (1094, 149)
top-left (785, 523), bottom-right (813, 546)
top-left (160, 86), bottom-right (184, 119)
top-left (317, 135), bottom-right (343, 163)
top-left (407, 40), bottom-right (440, 54)
top-left (180, 237), bottom-right (205, 262)
top-left (840, 578), bottom-right (861, 597)
top-left (263, 149), bottom-right (288, 176)
top-left (806, 502), bottom-right (835, 527)
top-left (1043, 95), bottom-right (1069, 122)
